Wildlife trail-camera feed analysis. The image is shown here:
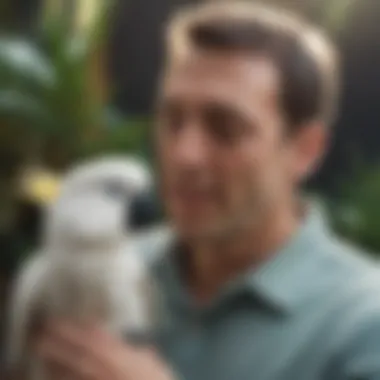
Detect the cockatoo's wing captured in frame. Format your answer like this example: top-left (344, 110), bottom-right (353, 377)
top-left (5, 252), bottom-right (49, 375)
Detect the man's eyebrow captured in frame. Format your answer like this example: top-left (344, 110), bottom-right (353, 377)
top-left (202, 100), bottom-right (261, 128)
top-left (156, 93), bottom-right (262, 131)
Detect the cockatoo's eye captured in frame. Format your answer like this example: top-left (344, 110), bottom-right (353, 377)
top-left (103, 181), bottom-right (127, 199)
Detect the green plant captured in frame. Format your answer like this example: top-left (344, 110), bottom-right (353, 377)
top-left (0, 0), bottom-right (150, 265)
top-left (322, 0), bottom-right (358, 34)
top-left (326, 163), bottom-right (380, 255)
top-left (0, 0), bottom-right (148, 166)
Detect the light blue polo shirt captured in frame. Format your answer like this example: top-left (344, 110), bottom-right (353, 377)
top-left (141, 205), bottom-right (380, 380)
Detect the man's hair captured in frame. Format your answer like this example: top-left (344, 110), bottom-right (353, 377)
top-left (165, 1), bottom-right (340, 132)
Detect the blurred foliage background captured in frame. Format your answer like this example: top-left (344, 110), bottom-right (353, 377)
top-left (1, 0), bottom-right (380, 295)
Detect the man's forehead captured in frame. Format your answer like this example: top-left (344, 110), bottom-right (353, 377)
top-left (161, 50), bottom-right (279, 106)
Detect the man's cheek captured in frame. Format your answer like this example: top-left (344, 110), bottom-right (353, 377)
top-left (225, 177), bottom-right (250, 211)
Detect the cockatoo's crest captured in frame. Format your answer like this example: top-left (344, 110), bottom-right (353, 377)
top-left (60, 155), bottom-right (152, 198)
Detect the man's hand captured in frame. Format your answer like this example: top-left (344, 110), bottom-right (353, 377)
top-left (35, 320), bottom-right (176, 380)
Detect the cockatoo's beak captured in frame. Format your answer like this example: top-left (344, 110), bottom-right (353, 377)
top-left (129, 190), bottom-right (160, 229)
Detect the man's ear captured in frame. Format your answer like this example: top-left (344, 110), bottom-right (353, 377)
top-left (291, 121), bottom-right (329, 182)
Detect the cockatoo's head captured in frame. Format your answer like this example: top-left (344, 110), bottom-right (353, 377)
top-left (45, 156), bottom-right (152, 250)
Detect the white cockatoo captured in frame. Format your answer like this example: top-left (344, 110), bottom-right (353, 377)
top-left (5, 155), bottom-right (159, 380)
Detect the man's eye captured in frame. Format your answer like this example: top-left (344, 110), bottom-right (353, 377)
top-left (203, 108), bottom-right (247, 144)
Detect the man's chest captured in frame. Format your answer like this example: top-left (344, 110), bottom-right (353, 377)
top-left (155, 305), bottom-right (338, 380)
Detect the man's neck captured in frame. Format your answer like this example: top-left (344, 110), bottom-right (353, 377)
top-left (186, 201), bottom-right (303, 304)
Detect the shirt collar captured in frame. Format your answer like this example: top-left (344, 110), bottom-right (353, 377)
top-left (242, 203), bottom-right (332, 314)
top-left (153, 201), bottom-right (333, 316)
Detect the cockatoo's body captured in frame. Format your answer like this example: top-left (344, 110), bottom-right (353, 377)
top-left (5, 156), bottom-right (158, 380)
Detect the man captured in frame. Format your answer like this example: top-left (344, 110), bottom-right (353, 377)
top-left (35, 2), bottom-right (380, 380)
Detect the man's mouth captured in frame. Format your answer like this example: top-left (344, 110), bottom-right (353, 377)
top-left (172, 185), bottom-right (215, 204)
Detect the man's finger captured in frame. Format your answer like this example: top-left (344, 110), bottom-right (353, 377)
top-left (40, 319), bottom-right (105, 354)
top-left (37, 338), bottom-right (108, 380)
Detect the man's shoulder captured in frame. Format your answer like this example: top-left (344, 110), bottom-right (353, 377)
top-left (320, 229), bottom-right (380, 283)
top-left (320, 238), bottom-right (380, 376)
top-left (319, 234), bottom-right (380, 340)
top-left (308, 201), bottom-right (380, 286)
top-left (300, 233), bottom-right (380, 376)
top-left (321, 233), bottom-right (380, 301)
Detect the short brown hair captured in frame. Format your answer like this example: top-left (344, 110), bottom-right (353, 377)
top-left (165, 1), bottom-right (340, 132)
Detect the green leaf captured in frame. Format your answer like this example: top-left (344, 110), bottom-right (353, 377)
top-left (0, 90), bottom-right (49, 122)
top-left (0, 37), bottom-right (55, 88)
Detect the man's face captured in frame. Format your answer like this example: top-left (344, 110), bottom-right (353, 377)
top-left (155, 50), bottom-right (325, 240)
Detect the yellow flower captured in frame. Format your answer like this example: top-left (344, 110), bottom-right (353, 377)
top-left (20, 170), bottom-right (61, 206)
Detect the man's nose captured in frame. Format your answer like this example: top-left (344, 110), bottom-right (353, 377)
top-left (173, 126), bottom-right (209, 166)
